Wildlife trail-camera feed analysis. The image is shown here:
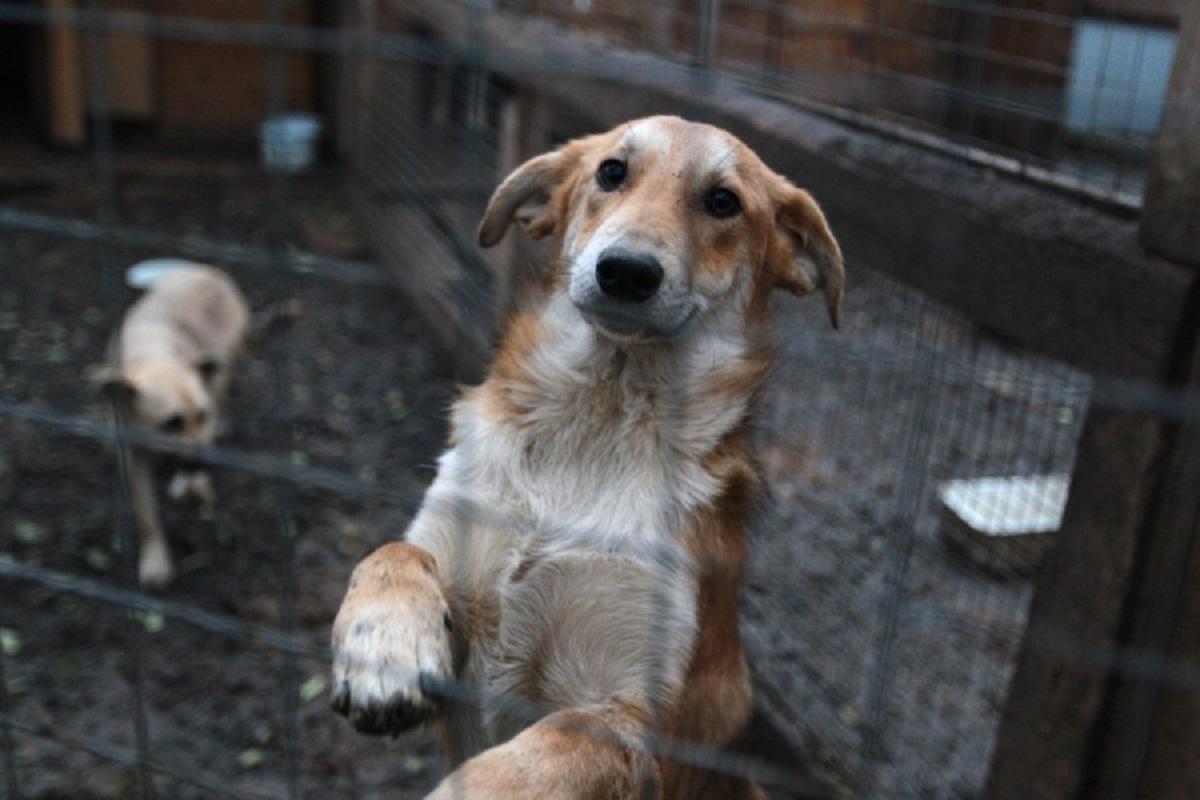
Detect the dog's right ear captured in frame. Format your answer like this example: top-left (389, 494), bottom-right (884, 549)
top-left (195, 355), bottom-right (226, 386)
top-left (768, 182), bottom-right (845, 329)
top-left (87, 364), bottom-right (137, 405)
top-left (478, 136), bottom-right (599, 248)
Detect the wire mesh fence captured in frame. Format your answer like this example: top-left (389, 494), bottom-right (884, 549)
top-left (520, 0), bottom-right (1176, 208)
top-left (0, 1), bottom-right (1196, 799)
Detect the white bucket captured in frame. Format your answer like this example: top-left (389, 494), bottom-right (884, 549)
top-left (260, 113), bottom-right (323, 174)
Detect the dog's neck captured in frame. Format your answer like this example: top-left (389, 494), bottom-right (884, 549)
top-left (483, 293), bottom-right (768, 462)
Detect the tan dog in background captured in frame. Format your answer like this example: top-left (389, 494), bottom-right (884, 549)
top-left (90, 262), bottom-right (249, 588)
top-left (331, 116), bottom-right (843, 798)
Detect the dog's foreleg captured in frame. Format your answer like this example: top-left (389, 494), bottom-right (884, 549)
top-left (128, 451), bottom-right (174, 589)
top-left (425, 701), bottom-right (662, 800)
top-left (167, 470), bottom-right (215, 506)
top-left (330, 541), bottom-right (456, 736)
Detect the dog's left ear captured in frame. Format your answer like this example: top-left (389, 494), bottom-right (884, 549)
top-left (769, 184), bottom-right (844, 329)
top-left (195, 356), bottom-right (225, 386)
top-left (87, 364), bottom-right (137, 405)
top-left (478, 149), bottom-right (571, 247)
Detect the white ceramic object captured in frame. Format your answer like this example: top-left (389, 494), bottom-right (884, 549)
top-left (938, 474), bottom-right (1069, 576)
top-left (260, 113), bottom-right (323, 174)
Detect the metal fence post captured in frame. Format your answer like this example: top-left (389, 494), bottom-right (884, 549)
top-left (984, 409), bottom-right (1171, 800)
top-left (695, 0), bottom-right (719, 70)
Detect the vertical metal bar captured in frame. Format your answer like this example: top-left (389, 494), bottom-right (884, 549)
top-left (107, 408), bottom-right (156, 800)
top-left (1029, 1), bottom-right (1069, 170)
top-left (263, 1), bottom-right (301, 798)
top-left (85, 2), bottom-right (155, 797)
top-left (451, 11), bottom-right (487, 800)
top-left (1109, 397), bottom-right (1200, 800)
top-left (859, 307), bottom-right (949, 795)
top-left (464, 0), bottom-right (489, 131)
top-left (0, 637), bottom-right (19, 799)
top-left (1111, 27), bottom-right (1147, 195)
top-left (1082, 12), bottom-right (1117, 194)
top-left (640, 343), bottom-right (690, 796)
top-left (995, 0), bottom-right (1034, 173)
top-left (696, 0), bottom-right (720, 70)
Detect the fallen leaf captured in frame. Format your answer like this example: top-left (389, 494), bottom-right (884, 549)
top-left (386, 389), bottom-right (407, 420)
top-left (0, 628), bottom-right (20, 657)
top-left (136, 611), bottom-right (166, 634)
top-left (299, 674), bottom-right (326, 703)
top-left (15, 520), bottom-right (46, 544)
top-left (84, 547), bottom-right (113, 572)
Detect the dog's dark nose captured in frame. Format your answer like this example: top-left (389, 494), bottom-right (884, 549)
top-left (595, 249), bottom-right (664, 303)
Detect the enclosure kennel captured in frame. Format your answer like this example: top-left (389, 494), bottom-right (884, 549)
top-left (1, 1), bottom-right (1199, 799)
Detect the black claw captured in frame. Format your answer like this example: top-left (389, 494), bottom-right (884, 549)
top-left (346, 693), bottom-right (436, 737)
top-left (418, 671), bottom-right (449, 702)
top-left (350, 702), bottom-right (387, 736)
top-left (330, 680), bottom-right (351, 716)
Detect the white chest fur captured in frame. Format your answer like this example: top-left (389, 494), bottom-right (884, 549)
top-left (444, 304), bottom-right (750, 563)
top-left (400, 304), bottom-right (755, 740)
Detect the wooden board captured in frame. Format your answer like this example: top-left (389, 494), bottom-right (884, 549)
top-left (154, 0), bottom-right (314, 138)
top-left (1087, 314), bottom-right (1200, 800)
top-left (1140, 0), bottom-right (1200, 266)
top-left (985, 410), bottom-right (1168, 800)
top-left (45, 0), bottom-right (86, 146)
top-left (106, 9), bottom-right (155, 119)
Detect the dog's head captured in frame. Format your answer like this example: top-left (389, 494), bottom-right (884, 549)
top-left (479, 115), bottom-right (843, 341)
top-left (88, 357), bottom-right (220, 444)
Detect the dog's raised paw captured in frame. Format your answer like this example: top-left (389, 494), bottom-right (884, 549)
top-left (330, 602), bottom-right (453, 737)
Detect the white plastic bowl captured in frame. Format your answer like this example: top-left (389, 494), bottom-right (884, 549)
top-left (260, 114), bottom-right (323, 174)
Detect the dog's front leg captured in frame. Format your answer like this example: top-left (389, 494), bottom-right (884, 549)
top-left (128, 450), bottom-right (173, 588)
top-left (426, 701), bottom-right (661, 800)
top-left (330, 541), bottom-right (456, 736)
top-left (167, 470), bottom-right (215, 506)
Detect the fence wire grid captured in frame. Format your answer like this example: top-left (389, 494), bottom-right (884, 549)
top-left (0, 1), bottom-right (1197, 800)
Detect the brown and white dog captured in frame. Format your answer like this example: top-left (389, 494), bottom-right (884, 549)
top-left (90, 262), bottom-right (249, 588)
top-left (330, 116), bottom-right (843, 798)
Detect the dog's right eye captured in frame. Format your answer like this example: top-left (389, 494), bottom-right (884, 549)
top-left (160, 415), bottom-right (184, 434)
top-left (596, 159), bottom-right (627, 192)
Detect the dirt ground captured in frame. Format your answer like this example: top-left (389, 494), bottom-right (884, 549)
top-left (1, 143), bottom-right (453, 799)
top-left (747, 272), bottom-right (1087, 797)
top-left (0, 137), bottom-right (1089, 800)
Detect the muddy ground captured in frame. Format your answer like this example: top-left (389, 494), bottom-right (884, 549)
top-left (1, 142), bottom-right (452, 799)
top-left (0, 138), bottom-right (1088, 800)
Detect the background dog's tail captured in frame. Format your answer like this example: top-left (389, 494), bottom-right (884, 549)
top-left (125, 258), bottom-right (207, 290)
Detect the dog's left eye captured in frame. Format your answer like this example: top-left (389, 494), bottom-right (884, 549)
top-left (596, 159), bottom-right (627, 191)
top-left (704, 187), bottom-right (741, 218)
